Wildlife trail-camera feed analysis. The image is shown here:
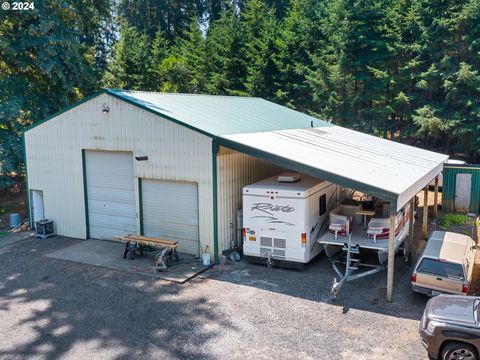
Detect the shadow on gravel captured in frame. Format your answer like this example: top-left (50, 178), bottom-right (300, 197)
top-left (0, 236), bottom-right (235, 359)
top-left (210, 208), bottom-right (439, 321)
top-left (210, 253), bottom-right (429, 321)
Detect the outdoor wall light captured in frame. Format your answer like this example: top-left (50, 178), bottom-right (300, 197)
top-left (102, 103), bottom-right (110, 114)
top-left (135, 156), bottom-right (148, 161)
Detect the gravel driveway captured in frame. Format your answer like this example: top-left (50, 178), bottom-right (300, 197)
top-left (0, 236), bottom-right (429, 359)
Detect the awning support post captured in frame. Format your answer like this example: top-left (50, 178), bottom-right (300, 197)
top-left (408, 197), bottom-right (415, 261)
top-left (386, 210), bottom-right (396, 303)
top-left (433, 177), bottom-right (439, 219)
top-left (422, 187), bottom-right (428, 239)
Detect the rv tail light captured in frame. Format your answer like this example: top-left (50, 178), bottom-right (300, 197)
top-left (301, 233), bottom-right (307, 247)
top-left (411, 274), bottom-right (417, 283)
top-left (242, 228), bottom-right (246, 241)
top-left (462, 284), bottom-right (469, 294)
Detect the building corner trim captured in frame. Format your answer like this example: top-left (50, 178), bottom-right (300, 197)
top-left (81, 150), bottom-right (90, 239)
top-left (138, 178), bottom-right (144, 236)
top-left (212, 139), bottom-right (219, 263)
top-left (22, 132), bottom-right (31, 228)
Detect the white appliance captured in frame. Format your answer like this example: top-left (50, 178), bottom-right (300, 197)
top-left (242, 173), bottom-right (336, 264)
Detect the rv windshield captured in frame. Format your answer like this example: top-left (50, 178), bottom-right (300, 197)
top-left (417, 258), bottom-right (464, 280)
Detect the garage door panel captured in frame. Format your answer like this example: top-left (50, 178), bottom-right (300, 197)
top-left (89, 208), bottom-right (136, 224)
top-left (86, 176), bottom-right (135, 191)
top-left (142, 179), bottom-right (199, 255)
top-left (87, 189), bottom-right (136, 204)
top-left (85, 151), bottom-right (136, 239)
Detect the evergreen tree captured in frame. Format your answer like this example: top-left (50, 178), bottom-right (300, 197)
top-left (204, 10), bottom-right (246, 95)
top-left (149, 30), bottom-right (170, 90)
top-left (118, 0), bottom-right (205, 40)
top-left (241, 0), bottom-right (279, 100)
top-left (103, 23), bottom-right (153, 90)
top-left (158, 20), bottom-right (206, 92)
top-left (414, 0), bottom-right (480, 159)
top-left (276, 0), bottom-right (330, 113)
top-left (0, 0), bottom-right (112, 185)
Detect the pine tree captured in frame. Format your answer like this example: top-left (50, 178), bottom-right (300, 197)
top-left (276, 0), bottom-right (330, 113)
top-left (158, 19), bottom-right (206, 92)
top-left (241, 0), bottom-right (280, 100)
top-left (204, 10), bottom-right (246, 95)
top-left (414, 0), bottom-right (480, 159)
top-left (103, 23), bottom-right (153, 90)
top-left (149, 31), bottom-right (170, 90)
top-left (118, 0), bottom-right (204, 40)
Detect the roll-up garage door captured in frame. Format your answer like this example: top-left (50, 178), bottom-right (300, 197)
top-left (85, 151), bottom-right (136, 239)
top-left (142, 179), bottom-right (199, 255)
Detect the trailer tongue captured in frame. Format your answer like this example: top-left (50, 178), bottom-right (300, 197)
top-left (318, 202), bottom-right (412, 299)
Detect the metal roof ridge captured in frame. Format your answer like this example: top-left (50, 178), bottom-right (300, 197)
top-left (106, 88), bottom-right (262, 99)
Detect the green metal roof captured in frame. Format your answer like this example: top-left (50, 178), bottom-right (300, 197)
top-left (107, 89), bottom-right (331, 136)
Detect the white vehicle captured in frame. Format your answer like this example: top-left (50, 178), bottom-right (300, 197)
top-left (242, 173), bottom-right (337, 266)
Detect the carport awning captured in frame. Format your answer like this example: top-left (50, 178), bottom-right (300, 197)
top-left (218, 126), bottom-right (448, 211)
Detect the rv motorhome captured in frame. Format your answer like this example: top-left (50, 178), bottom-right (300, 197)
top-left (242, 173), bottom-right (337, 266)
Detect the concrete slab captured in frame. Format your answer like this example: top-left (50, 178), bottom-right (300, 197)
top-left (45, 239), bottom-right (211, 283)
top-left (0, 231), bottom-right (35, 249)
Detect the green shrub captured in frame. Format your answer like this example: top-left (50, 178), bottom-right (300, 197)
top-left (439, 213), bottom-right (474, 229)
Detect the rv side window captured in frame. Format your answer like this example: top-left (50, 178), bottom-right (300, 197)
top-left (319, 194), bottom-right (327, 216)
top-left (417, 258), bottom-right (465, 280)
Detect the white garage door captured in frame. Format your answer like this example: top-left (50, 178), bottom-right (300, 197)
top-left (85, 151), bottom-right (136, 239)
top-left (142, 179), bottom-right (199, 255)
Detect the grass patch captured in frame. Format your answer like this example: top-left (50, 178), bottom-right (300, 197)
top-left (439, 213), bottom-right (476, 230)
top-left (0, 231), bottom-right (10, 239)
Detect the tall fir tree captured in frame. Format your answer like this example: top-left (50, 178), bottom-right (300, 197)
top-left (241, 0), bottom-right (280, 100)
top-left (103, 23), bottom-right (153, 90)
top-left (158, 19), bottom-right (206, 92)
top-left (276, 0), bottom-right (330, 113)
top-left (414, 0), bottom-right (480, 159)
top-left (204, 10), bottom-right (247, 95)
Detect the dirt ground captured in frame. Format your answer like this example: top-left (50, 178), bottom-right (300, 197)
top-left (0, 235), bottom-right (429, 360)
top-left (0, 182), bottom-right (27, 231)
top-left (0, 187), bottom-right (479, 359)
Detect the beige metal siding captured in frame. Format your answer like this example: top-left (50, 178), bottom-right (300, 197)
top-left (216, 146), bottom-right (282, 253)
top-left (24, 93), bottom-right (214, 254)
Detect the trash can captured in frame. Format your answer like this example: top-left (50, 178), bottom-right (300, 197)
top-left (9, 213), bottom-right (21, 228)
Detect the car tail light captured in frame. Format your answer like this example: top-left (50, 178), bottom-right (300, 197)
top-left (411, 274), bottom-right (417, 283)
top-left (462, 284), bottom-right (469, 294)
top-left (301, 233), bottom-right (306, 247)
top-left (242, 228), bottom-right (246, 241)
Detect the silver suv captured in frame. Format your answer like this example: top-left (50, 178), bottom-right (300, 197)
top-left (420, 294), bottom-right (480, 359)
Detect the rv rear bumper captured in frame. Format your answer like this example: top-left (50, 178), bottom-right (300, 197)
top-left (244, 255), bottom-right (305, 269)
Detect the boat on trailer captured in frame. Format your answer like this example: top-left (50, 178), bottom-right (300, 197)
top-left (318, 200), bottom-right (411, 298)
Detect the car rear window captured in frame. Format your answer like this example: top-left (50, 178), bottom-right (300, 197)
top-left (417, 258), bottom-right (465, 280)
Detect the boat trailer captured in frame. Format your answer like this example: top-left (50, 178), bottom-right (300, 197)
top-left (329, 235), bottom-right (385, 299)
